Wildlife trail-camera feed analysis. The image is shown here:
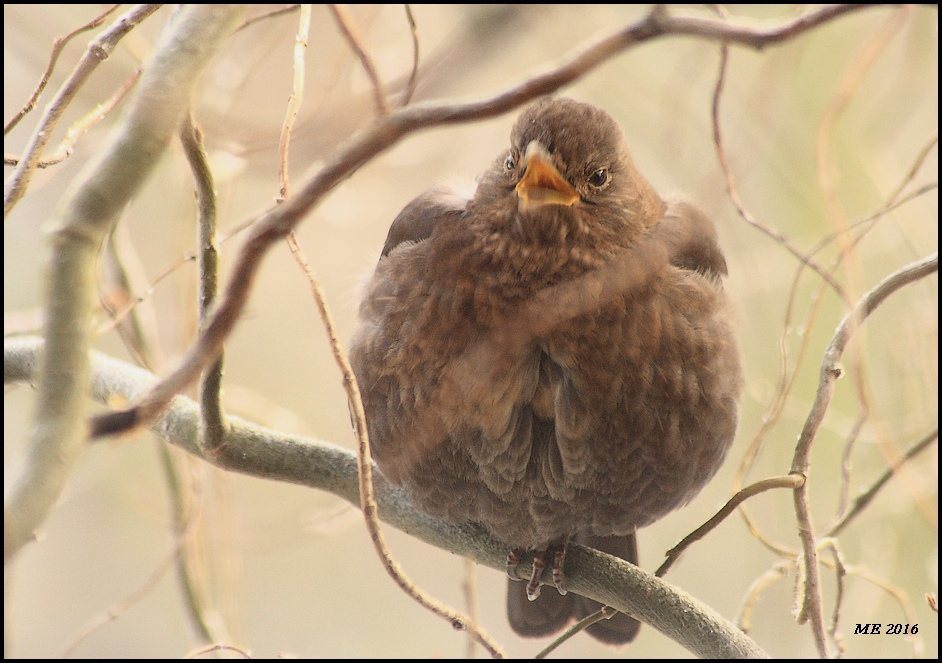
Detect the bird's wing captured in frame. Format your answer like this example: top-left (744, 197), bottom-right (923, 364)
top-left (655, 200), bottom-right (728, 279)
top-left (352, 184), bottom-right (477, 482)
top-left (538, 202), bottom-right (740, 514)
top-left (380, 184), bottom-right (472, 257)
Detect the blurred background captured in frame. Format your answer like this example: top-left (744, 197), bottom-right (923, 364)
top-left (4, 4), bottom-right (937, 658)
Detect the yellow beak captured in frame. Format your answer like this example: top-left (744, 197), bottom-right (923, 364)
top-left (515, 141), bottom-right (579, 212)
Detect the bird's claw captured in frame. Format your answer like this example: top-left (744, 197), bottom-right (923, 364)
top-left (506, 542), bottom-right (569, 601)
top-left (552, 546), bottom-right (568, 595)
top-left (506, 548), bottom-right (524, 581)
top-left (526, 551), bottom-right (546, 601)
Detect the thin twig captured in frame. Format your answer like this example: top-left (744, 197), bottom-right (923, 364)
top-left (711, 40), bottom-right (847, 303)
top-left (771, 151), bottom-right (938, 536)
top-left (3, 4), bottom-right (121, 134)
top-left (837, 414), bottom-right (867, 517)
top-left (237, 4), bottom-right (301, 33)
top-left (98, 222), bottom-right (161, 371)
top-left (329, 4), bottom-right (390, 116)
top-left (815, 5), bottom-right (913, 306)
top-left (4, 4), bottom-right (163, 217)
top-left (884, 134), bottom-right (938, 207)
top-left (657, 475), bottom-right (804, 578)
top-left (463, 558), bottom-right (480, 659)
top-left (60, 451), bottom-right (204, 656)
top-left (737, 563), bottom-right (790, 635)
top-left (285, 236), bottom-right (504, 657)
top-left (277, 4), bottom-right (312, 202)
top-left (93, 206), bottom-right (273, 338)
top-left (818, 538), bottom-right (848, 656)
top-left (827, 428), bottom-right (938, 537)
top-left (726, 24), bottom-right (936, 596)
top-left (5, 69), bottom-right (141, 168)
top-left (534, 606), bottom-right (619, 659)
top-left (400, 5), bottom-right (420, 107)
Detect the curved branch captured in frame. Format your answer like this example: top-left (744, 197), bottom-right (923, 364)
top-left (790, 252), bottom-right (938, 656)
top-left (89, 3), bottom-right (884, 440)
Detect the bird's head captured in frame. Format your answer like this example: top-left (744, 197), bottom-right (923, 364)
top-left (471, 98), bottom-right (665, 260)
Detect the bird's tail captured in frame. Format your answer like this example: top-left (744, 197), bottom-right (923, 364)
top-left (506, 531), bottom-right (641, 644)
top-left (573, 532), bottom-right (642, 644)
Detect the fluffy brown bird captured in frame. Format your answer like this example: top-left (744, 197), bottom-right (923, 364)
top-left (350, 97), bottom-right (742, 644)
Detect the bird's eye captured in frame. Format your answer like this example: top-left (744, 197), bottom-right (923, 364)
top-left (588, 168), bottom-right (610, 188)
top-left (504, 154), bottom-right (516, 171)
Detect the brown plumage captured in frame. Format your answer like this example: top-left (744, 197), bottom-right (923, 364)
top-left (350, 97), bottom-right (742, 644)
